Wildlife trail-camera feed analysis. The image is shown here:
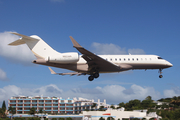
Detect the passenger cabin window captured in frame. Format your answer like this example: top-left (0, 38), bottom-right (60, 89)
top-left (158, 57), bottom-right (163, 59)
top-left (119, 58), bottom-right (121, 61)
top-left (124, 58), bottom-right (126, 61)
top-left (128, 58), bottom-right (130, 61)
top-left (110, 59), bottom-right (112, 61)
top-left (115, 58), bottom-right (117, 61)
top-left (132, 58), bottom-right (134, 61)
top-left (137, 58), bottom-right (138, 61)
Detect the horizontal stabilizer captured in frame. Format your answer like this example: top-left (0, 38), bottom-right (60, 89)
top-left (8, 38), bottom-right (26, 46)
top-left (8, 32), bottom-right (40, 46)
top-left (48, 67), bottom-right (86, 76)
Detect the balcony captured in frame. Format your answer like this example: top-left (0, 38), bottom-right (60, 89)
top-left (32, 102), bottom-right (37, 104)
top-left (24, 106), bottom-right (30, 108)
top-left (52, 110), bottom-right (58, 111)
top-left (66, 110), bottom-right (73, 111)
top-left (17, 102), bottom-right (23, 104)
top-left (45, 102), bottom-right (52, 104)
top-left (24, 110), bottom-right (30, 111)
top-left (44, 106), bottom-right (52, 108)
top-left (17, 110), bottom-right (23, 111)
top-left (60, 110), bottom-right (65, 111)
top-left (60, 106), bottom-right (65, 108)
top-left (24, 102), bottom-right (31, 104)
top-left (38, 106), bottom-right (44, 107)
top-left (38, 102), bottom-right (44, 104)
top-left (17, 106), bottom-right (23, 108)
top-left (9, 103), bottom-right (16, 104)
top-left (44, 110), bottom-right (52, 111)
top-left (66, 106), bottom-right (73, 108)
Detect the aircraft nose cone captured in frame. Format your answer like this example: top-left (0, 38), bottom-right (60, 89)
top-left (167, 62), bottom-right (173, 67)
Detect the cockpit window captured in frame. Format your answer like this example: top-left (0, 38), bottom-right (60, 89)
top-left (158, 57), bottom-right (163, 59)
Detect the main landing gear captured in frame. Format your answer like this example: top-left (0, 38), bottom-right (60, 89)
top-left (159, 69), bottom-right (163, 78)
top-left (88, 72), bottom-right (99, 81)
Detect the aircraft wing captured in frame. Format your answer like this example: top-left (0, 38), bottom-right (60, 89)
top-left (48, 67), bottom-right (86, 76)
top-left (69, 36), bottom-right (122, 72)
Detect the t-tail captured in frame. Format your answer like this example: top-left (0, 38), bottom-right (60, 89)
top-left (9, 33), bottom-right (79, 64)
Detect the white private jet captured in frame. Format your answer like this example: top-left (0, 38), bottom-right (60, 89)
top-left (9, 33), bottom-right (173, 81)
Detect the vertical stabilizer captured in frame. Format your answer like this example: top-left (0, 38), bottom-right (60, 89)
top-left (9, 33), bottom-right (60, 59)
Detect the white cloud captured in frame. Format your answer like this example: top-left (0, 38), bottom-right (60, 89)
top-left (164, 87), bottom-right (180, 98)
top-left (92, 42), bottom-right (127, 55)
top-left (0, 84), bottom-right (162, 105)
top-left (0, 32), bottom-right (35, 65)
top-left (0, 68), bottom-right (8, 81)
top-left (33, 84), bottom-right (63, 96)
top-left (91, 42), bottom-right (145, 55)
top-left (0, 85), bottom-right (22, 103)
top-left (128, 48), bottom-right (146, 55)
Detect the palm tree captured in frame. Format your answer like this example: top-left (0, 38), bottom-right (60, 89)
top-left (39, 108), bottom-right (43, 119)
top-left (29, 107), bottom-right (36, 117)
top-left (8, 106), bottom-right (16, 120)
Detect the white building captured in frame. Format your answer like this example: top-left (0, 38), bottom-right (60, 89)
top-left (8, 96), bottom-right (107, 114)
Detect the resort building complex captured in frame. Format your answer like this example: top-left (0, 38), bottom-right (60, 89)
top-left (8, 96), bottom-right (108, 114)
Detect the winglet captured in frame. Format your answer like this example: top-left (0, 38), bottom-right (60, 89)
top-left (48, 67), bottom-right (57, 74)
top-left (69, 36), bottom-right (83, 48)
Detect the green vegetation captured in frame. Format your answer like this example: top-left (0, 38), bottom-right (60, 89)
top-left (107, 117), bottom-right (115, 120)
top-left (29, 107), bottom-right (36, 116)
top-left (66, 117), bottom-right (72, 120)
top-left (2, 101), bottom-right (6, 110)
top-left (0, 118), bottom-right (11, 120)
top-left (119, 96), bottom-right (156, 111)
top-left (59, 118), bottom-right (65, 120)
top-left (99, 117), bottom-right (105, 120)
top-left (8, 106), bottom-right (16, 119)
top-left (99, 106), bottom-right (106, 111)
top-left (117, 96), bottom-right (180, 120)
top-left (52, 118), bottom-right (57, 120)
top-left (14, 118), bottom-right (26, 120)
top-left (27, 118), bottom-right (40, 120)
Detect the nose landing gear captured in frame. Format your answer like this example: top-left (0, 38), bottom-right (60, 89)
top-left (159, 69), bottom-right (163, 78)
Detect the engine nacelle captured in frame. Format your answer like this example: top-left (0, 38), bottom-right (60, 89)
top-left (48, 52), bottom-right (79, 64)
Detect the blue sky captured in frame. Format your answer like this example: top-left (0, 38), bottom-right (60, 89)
top-left (0, 0), bottom-right (180, 106)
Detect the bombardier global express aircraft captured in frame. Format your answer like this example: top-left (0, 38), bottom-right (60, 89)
top-left (9, 33), bottom-right (173, 81)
